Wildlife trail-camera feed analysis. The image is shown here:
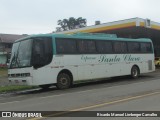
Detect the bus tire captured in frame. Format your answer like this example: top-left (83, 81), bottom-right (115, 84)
top-left (131, 66), bottom-right (140, 79)
top-left (57, 73), bottom-right (71, 89)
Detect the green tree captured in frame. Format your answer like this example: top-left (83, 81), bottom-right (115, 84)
top-left (57, 19), bottom-right (68, 31)
top-left (76, 17), bottom-right (87, 28)
top-left (57, 17), bottom-right (87, 31)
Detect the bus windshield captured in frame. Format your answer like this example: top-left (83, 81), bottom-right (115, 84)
top-left (9, 37), bottom-right (53, 69)
top-left (10, 39), bottom-right (32, 68)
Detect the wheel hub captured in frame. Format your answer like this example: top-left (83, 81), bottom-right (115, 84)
top-left (60, 78), bottom-right (68, 85)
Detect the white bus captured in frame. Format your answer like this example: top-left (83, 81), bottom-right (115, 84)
top-left (8, 33), bottom-right (155, 89)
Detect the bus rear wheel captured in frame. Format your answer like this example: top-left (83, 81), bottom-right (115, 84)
top-left (131, 66), bottom-right (140, 79)
top-left (57, 73), bottom-right (71, 89)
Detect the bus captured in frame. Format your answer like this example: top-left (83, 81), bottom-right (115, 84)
top-left (8, 33), bottom-right (155, 89)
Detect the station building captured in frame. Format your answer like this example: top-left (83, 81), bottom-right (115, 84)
top-left (59, 17), bottom-right (160, 57)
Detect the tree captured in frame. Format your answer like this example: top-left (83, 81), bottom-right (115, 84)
top-left (68, 17), bottom-right (76, 29)
top-left (76, 17), bottom-right (87, 28)
top-left (57, 17), bottom-right (87, 31)
top-left (57, 19), bottom-right (68, 31)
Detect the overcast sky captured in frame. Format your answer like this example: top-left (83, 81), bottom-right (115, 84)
top-left (0, 0), bottom-right (160, 35)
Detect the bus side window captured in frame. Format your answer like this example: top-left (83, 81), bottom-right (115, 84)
top-left (96, 41), bottom-right (112, 53)
top-left (128, 42), bottom-right (140, 53)
top-left (87, 41), bottom-right (96, 53)
top-left (113, 41), bottom-right (127, 53)
top-left (56, 39), bottom-right (65, 53)
top-left (146, 43), bottom-right (152, 53)
top-left (78, 40), bottom-right (96, 54)
top-left (77, 40), bottom-right (88, 53)
top-left (32, 37), bottom-right (52, 68)
top-left (141, 43), bottom-right (152, 53)
top-left (56, 38), bottom-right (77, 54)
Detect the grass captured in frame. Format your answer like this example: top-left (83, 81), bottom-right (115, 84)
top-left (0, 68), bottom-right (7, 77)
top-left (0, 85), bottom-right (38, 93)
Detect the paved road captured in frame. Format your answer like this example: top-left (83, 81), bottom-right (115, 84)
top-left (0, 70), bottom-right (160, 120)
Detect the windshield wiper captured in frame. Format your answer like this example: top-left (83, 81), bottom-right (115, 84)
top-left (10, 52), bottom-right (20, 68)
top-left (10, 53), bottom-right (16, 68)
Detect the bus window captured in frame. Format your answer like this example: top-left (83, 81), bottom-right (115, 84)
top-left (32, 37), bottom-right (53, 68)
top-left (128, 42), bottom-right (140, 53)
top-left (78, 40), bottom-right (88, 53)
top-left (56, 38), bottom-right (77, 54)
top-left (141, 43), bottom-right (152, 53)
top-left (96, 41), bottom-right (112, 53)
top-left (78, 40), bottom-right (96, 53)
top-left (114, 41), bottom-right (127, 53)
top-left (87, 41), bottom-right (96, 53)
top-left (18, 39), bottom-right (32, 67)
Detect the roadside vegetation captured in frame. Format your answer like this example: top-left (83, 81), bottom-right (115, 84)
top-left (0, 68), bottom-right (7, 77)
top-left (0, 85), bottom-right (38, 93)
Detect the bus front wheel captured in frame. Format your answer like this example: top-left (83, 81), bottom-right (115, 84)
top-left (131, 66), bottom-right (140, 79)
top-left (57, 73), bottom-right (71, 89)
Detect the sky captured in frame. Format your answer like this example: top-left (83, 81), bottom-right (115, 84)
top-left (0, 0), bottom-right (160, 35)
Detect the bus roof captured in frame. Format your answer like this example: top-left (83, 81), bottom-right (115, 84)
top-left (15, 33), bottom-right (152, 43)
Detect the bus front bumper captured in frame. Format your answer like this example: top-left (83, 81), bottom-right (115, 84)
top-left (8, 77), bottom-right (33, 86)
